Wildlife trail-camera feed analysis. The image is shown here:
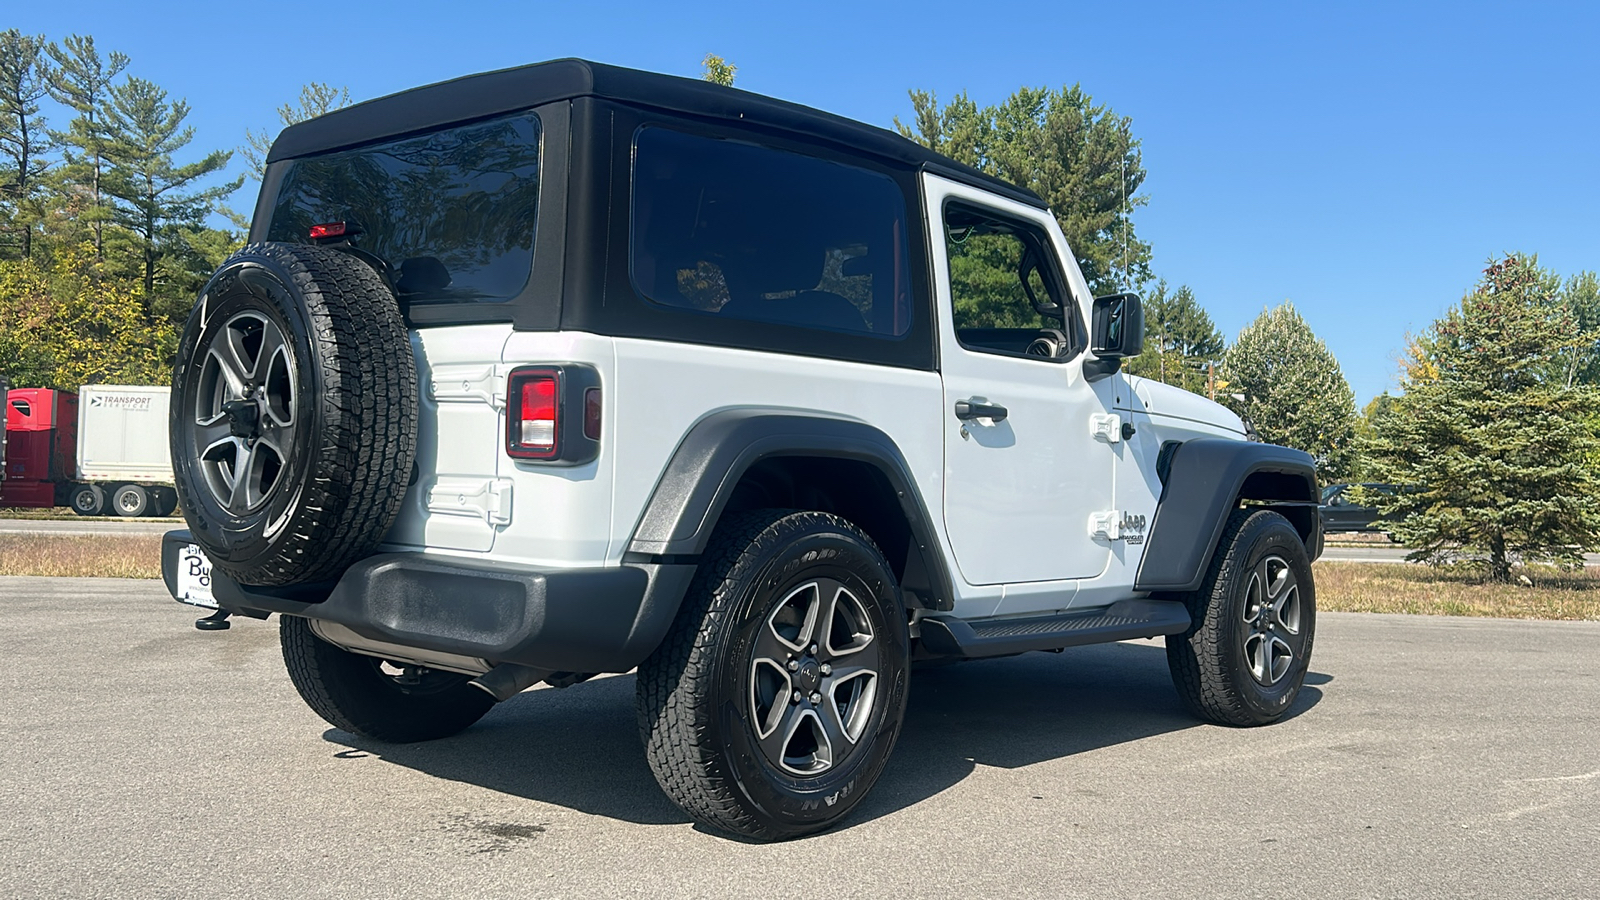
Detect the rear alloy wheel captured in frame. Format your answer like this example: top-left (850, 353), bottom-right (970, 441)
top-left (637, 509), bottom-right (910, 841)
top-left (112, 484), bottom-right (150, 517)
top-left (69, 483), bottom-right (105, 517)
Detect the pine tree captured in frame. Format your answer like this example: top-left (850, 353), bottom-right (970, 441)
top-left (896, 85), bottom-right (1148, 295)
top-left (1363, 255), bottom-right (1600, 581)
top-left (1220, 301), bottom-right (1357, 482)
top-left (1126, 281), bottom-right (1225, 396)
top-left (0, 30), bottom-right (51, 259)
top-left (241, 81), bottom-right (351, 180)
top-left (102, 76), bottom-right (240, 317)
top-left (45, 34), bottom-right (129, 258)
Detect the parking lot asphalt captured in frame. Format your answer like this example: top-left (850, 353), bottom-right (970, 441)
top-left (2, 576), bottom-right (1596, 899)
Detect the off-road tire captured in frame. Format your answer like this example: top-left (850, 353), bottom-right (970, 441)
top-left (279, 615), bottom-right (495, 743)
top-left (170, 242), bottom-right (416, 587)
top-left (1166, 509), bottom-right (1316, 726)
top-left (637, 509), bottom-right (910, 841)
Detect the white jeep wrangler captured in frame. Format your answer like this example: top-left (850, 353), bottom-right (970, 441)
top-left (162, 59), bottom-right (1321, 841)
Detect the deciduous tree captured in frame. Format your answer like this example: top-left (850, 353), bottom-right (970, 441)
top-left (701, 54), bottom-right (736, 87)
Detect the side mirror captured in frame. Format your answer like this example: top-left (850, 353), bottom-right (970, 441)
top-left (1084, 292), bottom-right (1143, 381)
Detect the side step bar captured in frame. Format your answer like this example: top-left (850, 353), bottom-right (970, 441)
top-left (917, 599), bottom-right (1191, 659)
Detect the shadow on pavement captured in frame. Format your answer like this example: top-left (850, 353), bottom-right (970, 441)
top-left (325, 641), bottom-right (1324, 828)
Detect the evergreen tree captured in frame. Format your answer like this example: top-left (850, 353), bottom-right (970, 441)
top-left (0, 30), bottom-right (51, 259)
top-left (1220, 301), bottom-right (1357, 482)
top-left (102, 76), bottom-right (240, 317)
top-left (1125, 281), bottom-right (1225, 395)
top-left (896, 85), bottom-right (1148, 295)
top-left (241, 81), bottom-right (351, 180)
top-left (44, 34), bottom-right (129, 258)
top-left (1560, 270), bottom-right (1599, 386)
top-left (1364, 255), bottom-right (1600, 581)
top-left (701, 54), bottom-right (736, 87)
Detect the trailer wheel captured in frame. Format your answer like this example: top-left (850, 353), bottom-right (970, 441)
top-left (69, 483), bottom-right (106, 517)
top-left (112, 484), bottom-right (150, 517)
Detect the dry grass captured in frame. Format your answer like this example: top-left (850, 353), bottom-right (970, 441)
top-left (1314, 561), bottom-right (1600, 621)
top-left (2, 533), bottom-right (1595, 622)
top-left (0, 534), bottom-right (162, 579)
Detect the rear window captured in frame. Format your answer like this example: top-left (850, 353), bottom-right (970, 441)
top-left (630, 127), bottom-right (912, 339)
top-left (265, 112), bottom-right (541, 305)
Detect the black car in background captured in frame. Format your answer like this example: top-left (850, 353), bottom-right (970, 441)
top-left (1319, 483), bottom-right (1404, 539)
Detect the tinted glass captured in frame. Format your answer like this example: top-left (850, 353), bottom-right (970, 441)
top-left (944, 203), bottom-right (1082, 359)
top-left (266, 113), bottom-right (541, 304)
top-left (631, 127), bottom-right (912, 338)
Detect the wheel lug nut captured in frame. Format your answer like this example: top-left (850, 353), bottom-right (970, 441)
top-left (787, 659), bottom-right (799, 672)
top-left (809, 691), bottom-right (822, 704)
top-left (820, 663), bottom-right (831, 676)
top-left (809, 644), bottom-right (818, 655)
top-left (792, 690), bottom-right (802, 703)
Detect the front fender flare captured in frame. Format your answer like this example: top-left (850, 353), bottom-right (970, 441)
top-left (1134, 437), bottom-right (1320, 593)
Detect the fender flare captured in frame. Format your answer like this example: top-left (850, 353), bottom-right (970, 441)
top-left (1134, 437), bottom-right (1321, 593)
top-left (625, 408), bottom-right (955, 611)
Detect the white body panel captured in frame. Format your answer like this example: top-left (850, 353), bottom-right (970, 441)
top-left (76, 385), bottom-right (173, 484)
top-left (923, 174), bottom-right (1120, 604)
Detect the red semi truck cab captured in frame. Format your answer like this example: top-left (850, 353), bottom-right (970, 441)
top-left (2, 388), bottom-right (79, 508)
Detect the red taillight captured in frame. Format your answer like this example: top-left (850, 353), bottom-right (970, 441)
top-left (308, 221), bottom-right (347, 240)
top-left (508, 370), bottom-right (559, 459)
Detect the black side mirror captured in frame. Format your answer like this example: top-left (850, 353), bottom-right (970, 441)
top-left (1084, 292), bottom-right (1143, 381)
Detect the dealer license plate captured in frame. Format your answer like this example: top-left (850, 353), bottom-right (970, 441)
top-left (175, 543), bottom-right (218, 609)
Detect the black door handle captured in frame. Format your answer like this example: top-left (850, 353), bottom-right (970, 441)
top-left (954, 399), bottom-right (1008, 422)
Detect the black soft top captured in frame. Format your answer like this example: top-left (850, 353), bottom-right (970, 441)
top-left (266, 58), bottom-right (1044, 209)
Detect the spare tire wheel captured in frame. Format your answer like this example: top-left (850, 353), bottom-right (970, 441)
top-left (170, 242), bottom-right (417, 587)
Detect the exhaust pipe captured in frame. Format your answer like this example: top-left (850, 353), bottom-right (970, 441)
top-left (469, 663), bottom-right (554, 701)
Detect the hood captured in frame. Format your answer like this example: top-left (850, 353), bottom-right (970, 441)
top-left (1123, 376), bottom-right (1247, 436)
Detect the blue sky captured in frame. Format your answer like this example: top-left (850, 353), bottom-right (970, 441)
top-left (13, 1), bottom-right (1597, 403)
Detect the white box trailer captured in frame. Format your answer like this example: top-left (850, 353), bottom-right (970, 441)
top-left (73, 385), bottom-right (177, 517)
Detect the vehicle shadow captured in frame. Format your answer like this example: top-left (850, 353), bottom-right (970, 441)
top-left (324, 642), bottom-right (1325, 828)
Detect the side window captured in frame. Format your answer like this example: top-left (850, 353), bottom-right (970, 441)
top-left (631, 127), bottom-right (912, 339)
top-left (944, 202), bottom-right (1083, 361)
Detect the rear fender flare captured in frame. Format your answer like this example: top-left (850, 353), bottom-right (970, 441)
top-left (625, 408), bottom-right (954, 611)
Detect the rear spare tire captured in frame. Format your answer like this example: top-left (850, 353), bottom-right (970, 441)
top-left (170, 242), bottom-right (416, 587)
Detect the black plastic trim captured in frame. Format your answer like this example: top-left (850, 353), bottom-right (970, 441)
top-left (160, 530), bottom-right (694, 673)
top-left (1133, 438), bottom-right (1321, 593)
top-left (917, 599), bottom-right (1191, 658)
top-left (626, 409), bottom-right (955, 611)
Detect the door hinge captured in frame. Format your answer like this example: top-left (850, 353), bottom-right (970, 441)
top-left (426, 477), bottom-right (513, 526)
top-left (1090, 413), bottom-right (1123, 443)
top-left (428, 365), bottom-right (506, 409)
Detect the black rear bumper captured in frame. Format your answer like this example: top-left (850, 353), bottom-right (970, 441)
top-left (161, 530), bottom-right (694, 673)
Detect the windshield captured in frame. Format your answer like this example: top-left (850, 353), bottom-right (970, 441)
top-left (265, 112), bottom-right (541, 304)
